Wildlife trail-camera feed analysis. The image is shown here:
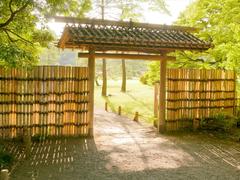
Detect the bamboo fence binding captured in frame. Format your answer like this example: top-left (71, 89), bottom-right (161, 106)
top-left (155, 69), bottom-right (236, 131)
top-left (0, 66), bottom-right (89, 139)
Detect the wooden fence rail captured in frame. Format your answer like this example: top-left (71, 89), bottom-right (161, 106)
top-left (0, 66), bottom-right (89, 138)
top-left (155, 69), bottom-right (236, 131)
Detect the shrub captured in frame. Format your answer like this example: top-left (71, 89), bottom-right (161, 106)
top-left (200, 112), bottom-right (237, 132)
top-left (140, 74), bottom-right (148, 85)
top-left (236, 116), bottom-right (240, 128)
top-left (0, 144), bottom-right (13, 169)
top-left (32, 134), bottom-right (46, 142)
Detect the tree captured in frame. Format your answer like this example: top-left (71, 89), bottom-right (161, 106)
top-left (175, 0), bottom-right (240, 72)
top-left (121, 59), bottom-right (126, 92)
top-left (91, 0), bottom-right (168, 94)
top-left (39, 43), bottom-right (60, 65)
top-left (118, 1), bottom-right (141, 93)
top-left (141, 0), bottom-right (240, 85)
top-left (100, 0), bottom-right (107, 96)
top-left (0, 0), bottom-right (91, 69)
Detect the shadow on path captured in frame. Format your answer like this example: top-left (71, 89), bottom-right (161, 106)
top-left (10, 109), bottom-right (240, 180)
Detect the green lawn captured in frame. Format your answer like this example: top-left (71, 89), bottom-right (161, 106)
top-left (94, 80), bottom-right (155, 124)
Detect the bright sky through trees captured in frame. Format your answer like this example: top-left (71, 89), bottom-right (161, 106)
top-left (48, 0), bottom-right (193, 36)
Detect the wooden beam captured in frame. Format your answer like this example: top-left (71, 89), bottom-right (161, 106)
top-left (62, 43), bottom-right (210, 52)
top-left (64, 44), bottom-right (177, 54)
top-left (79, 53), bottom-right (176, 61)
top-left (88, 47), bottom-right (95, 137)
top-left (158, 59), bottom-right (167, 133)
top-left (48, 16), bottom-right (197, 32)
top-left (58, 28), bottom-right (70, 49)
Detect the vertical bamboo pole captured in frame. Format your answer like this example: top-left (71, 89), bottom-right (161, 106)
top-left (158, 59), bottom-right (167, 133)
top-left (85, 68), bottom-right (88, 135)
top-left (79, 68), bottom-right (83, 135)
top-left (88, 47), bottom-right (95, 137)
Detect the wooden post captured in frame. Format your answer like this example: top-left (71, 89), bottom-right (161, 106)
top-left (133, 112), bottom-right (139, 122)
top-left (154, 83), bottom-right (159, 127)
top-left (154, 83), bottom-right (158, 118)
top-left (118, 106), bottom-right (121, 115)
top-left (23, 127), bottom-right (31, 157)
top-left (158, 59), bottom-right (167, 132)
top-left (88, 48), bottom-right (95, 137)
top-left (193, 119), bottom-right (200, 131)
top-left (1, 169), bottom-right (9, 180)
top-left (105, 102), bottom-right (108, 111)
top-left (233, 71), bottom-right (237, 116)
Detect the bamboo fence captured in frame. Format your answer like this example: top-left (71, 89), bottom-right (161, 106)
top-left (155, 69), bottom-right (236, 131)
top-left (0, 66), bottom-right (89, 138)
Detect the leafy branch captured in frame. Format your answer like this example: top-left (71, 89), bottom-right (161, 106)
top-left (2, 28), bottom-right (33, 44)
top-left (3, 29), bottom-right (18, 43)
top-left (179, 51), bottom-right (205, 63)
top-left (0, 0), bottom-right (31, 29)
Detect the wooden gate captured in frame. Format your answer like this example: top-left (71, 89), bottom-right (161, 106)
top-left (0, 66), bottom-right (89, 138)
top-left (154, 69), bottom-right (236, 131)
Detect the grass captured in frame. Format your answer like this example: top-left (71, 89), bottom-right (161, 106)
top-left (94, 80), bottom-right (240, 142)
top-left (94, 80), bottom-right (155, 124)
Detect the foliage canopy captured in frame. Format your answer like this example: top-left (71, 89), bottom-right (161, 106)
top-left (90, 0), bottom-right (168, 21)
top-left (0, 0), bottom-right (91, 68)
top-left (174, 0), bottom-right (240, 70)
top-left (141, 0), bottom-right (240, 85)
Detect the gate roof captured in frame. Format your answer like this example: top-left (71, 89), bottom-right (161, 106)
top-left (55, 16), bottom-right (211, 54)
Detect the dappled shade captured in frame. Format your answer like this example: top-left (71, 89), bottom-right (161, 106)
top-left (10, 110), bottom-right (240, 179)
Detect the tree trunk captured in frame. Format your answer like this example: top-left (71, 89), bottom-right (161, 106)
top-left (95, 77), bottom-right (100, 86)
top-left (101, 0), bottom-right (107, 96)
top-left (102, 59), bottom-right (107, 96)
top-left (121, 59), bottom-right (126, 92)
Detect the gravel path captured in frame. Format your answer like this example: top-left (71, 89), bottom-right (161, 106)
top-left (11, 109), bottom-right (240, 180)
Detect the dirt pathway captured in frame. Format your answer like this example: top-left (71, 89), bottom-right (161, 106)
top-left (11, 109), bottom-right (240, 180)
